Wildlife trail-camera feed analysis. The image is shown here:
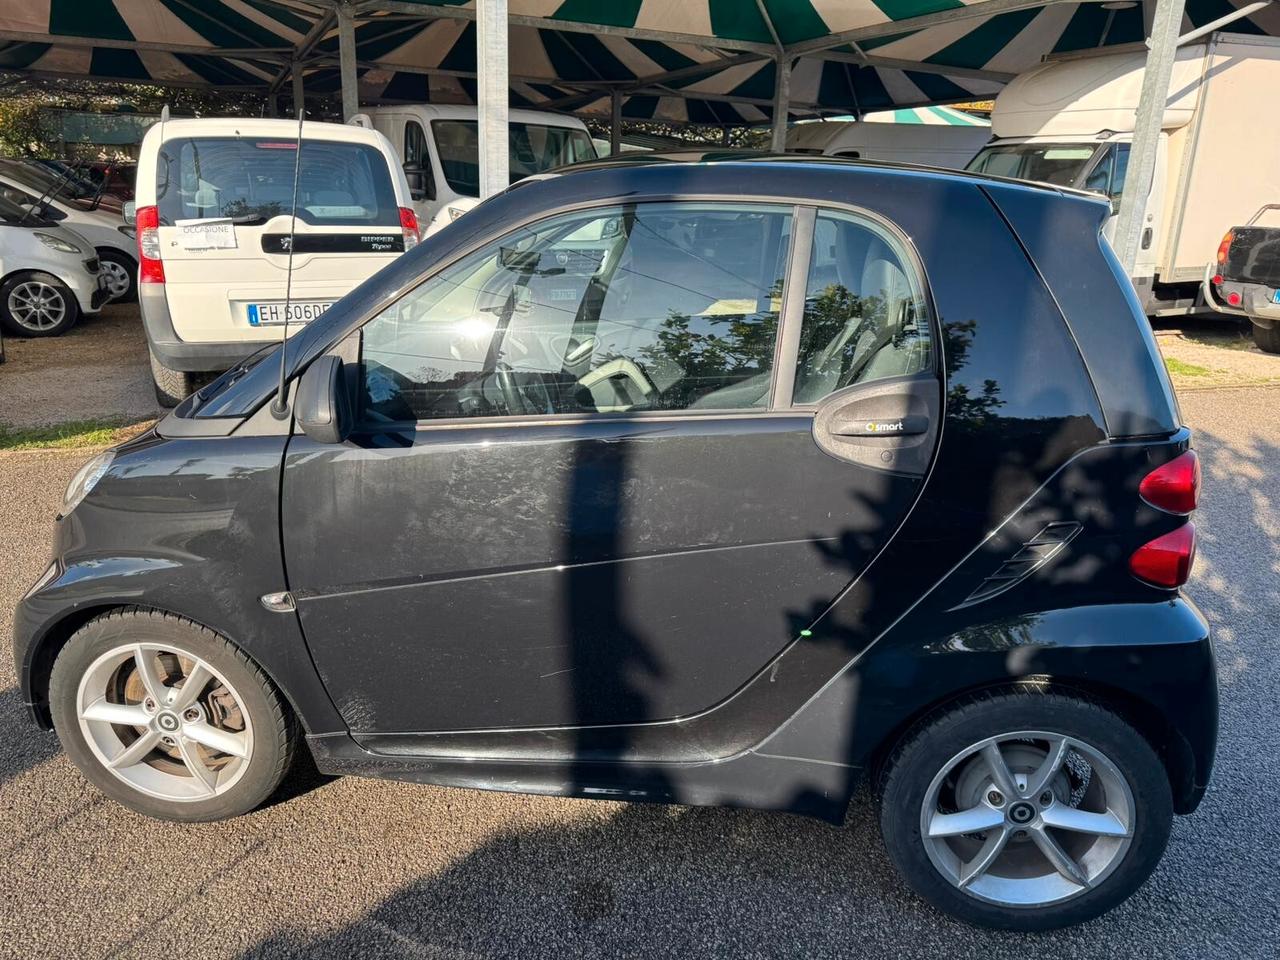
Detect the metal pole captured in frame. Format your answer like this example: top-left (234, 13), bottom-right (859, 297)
top-left (1114, 0), bottom-right (1187, 275)
top-left (770, 56), bottom-right (790, 153)
top-left (1177, 0), bottom-right (1272, 46)
top-left (291, 63), bottom-right (305, 117)
top-left (610, 88), bottom-right (622, 155)
top-left (476, 0), bottom-right (510, 198)
top-left (337, 3), bottom-right (359, 122)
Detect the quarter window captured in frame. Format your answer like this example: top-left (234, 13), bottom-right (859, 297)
top-left (792, 211), bottom-right (931, 404)
top-left (358, 203), bottom-right (791, 423)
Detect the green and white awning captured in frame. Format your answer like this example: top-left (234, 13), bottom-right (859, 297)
top-left (2, 1), bottom-right (1279, 117)
top-left (862, 105), bottom-right (991, 125)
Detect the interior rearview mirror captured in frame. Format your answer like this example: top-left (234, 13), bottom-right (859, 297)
top-left (296, 355), bottom-right (351, 444)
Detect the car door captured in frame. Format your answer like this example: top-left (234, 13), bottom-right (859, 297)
top-left (281, 199), bottom-right (941, 744)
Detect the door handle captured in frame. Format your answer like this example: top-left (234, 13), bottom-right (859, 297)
top-left (832, 415), bottom-right (929, 438)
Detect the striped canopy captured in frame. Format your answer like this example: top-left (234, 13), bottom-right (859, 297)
top-left (2, 1), bottom-right (1278, 120)
top-left (862, 105), bottom-right (991, 125)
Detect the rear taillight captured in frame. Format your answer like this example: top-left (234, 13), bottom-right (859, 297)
top-left (399, 206), bottom-right (420, 251)
top-left (135, 204), bottom-right (164, 284)
top-left (1129, 523), bottom-right (1196, 588)
top-left (1139, 450), bottom-right (1200, 514)
top-left (1216, 230), bottom-right (1233, 265)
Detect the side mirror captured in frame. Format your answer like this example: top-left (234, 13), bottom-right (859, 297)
top-left (295, 355), bottom-right (352, 444)
top-left (123, 200), bottom-right (136, 223)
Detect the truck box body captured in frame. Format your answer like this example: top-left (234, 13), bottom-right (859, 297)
top-left (977, 34), bottom-right (1280, 292)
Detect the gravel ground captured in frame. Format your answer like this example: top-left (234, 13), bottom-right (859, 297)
top-left (0, 305), bottom-right (159, 429)
top-left (1154, 317), bottom-right (1280, 389)
top-left (0, 386), bottom-right (1276, 959)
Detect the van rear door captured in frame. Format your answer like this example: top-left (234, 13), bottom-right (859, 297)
top-left (154, 135), bottom-right (407, 344)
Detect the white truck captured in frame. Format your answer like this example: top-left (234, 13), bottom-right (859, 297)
top-left (966, 32), bottom-right (1280, 339)
top-left (366, 104), bottom-right (596, 233)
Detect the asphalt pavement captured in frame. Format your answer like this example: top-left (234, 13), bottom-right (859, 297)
top-left (0, 385), bottom-right (1276, 959)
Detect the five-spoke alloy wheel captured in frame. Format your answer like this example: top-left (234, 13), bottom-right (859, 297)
top-left (880, 691), bottom-right (1173, 930)
top-left (0, 271), bottom-right (80, 336)
top-left (51, 610), bottom-right (295, 822)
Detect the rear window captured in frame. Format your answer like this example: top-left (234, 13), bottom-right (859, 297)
top-left (155, 137), bottom-right (398, 227)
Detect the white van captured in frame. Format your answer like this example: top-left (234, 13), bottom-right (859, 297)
top-left (366, 105), bottom-right (596, 229)
top-left (786, 109), bottom-right (992, 169)
top-left (133, 117), bottom-right (416, 405)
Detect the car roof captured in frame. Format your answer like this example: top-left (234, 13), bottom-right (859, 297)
top-left (544, 149), bottom-right (1102, 202)
top-left (152, 117), bottom-right (390, 145)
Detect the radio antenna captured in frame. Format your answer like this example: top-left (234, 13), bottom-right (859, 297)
top-left (270, 106), bottom-right (305, 418)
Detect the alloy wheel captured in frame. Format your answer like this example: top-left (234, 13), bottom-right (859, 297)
top-left (75, 642), bottom-right (254, 802)
top-left (7, 280), bottom-right (67, 332)
top-left (919, 731), bottom-right (1135, 906)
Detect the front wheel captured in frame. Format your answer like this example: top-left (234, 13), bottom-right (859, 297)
top-left (97, 248), bottom-right (137, 302)
top-left (879, 691), bottom-right (1172, 931)
top-left (0, 271), bottom-right (81, 337)
top-left (1251, 320), bottom-right (1280, 354)
top-left (49, 609), bottom-right (296, 822)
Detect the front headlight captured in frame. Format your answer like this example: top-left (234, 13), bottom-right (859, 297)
top-left (62, 451), bottom-right (114, 517)
top-left (117, 224), bottom-right (136, 239)
top-left (35, 232), bottom-right (81, 255)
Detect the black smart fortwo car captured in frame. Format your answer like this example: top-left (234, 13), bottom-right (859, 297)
top-left (13, 155), bottom-right (1214, 930)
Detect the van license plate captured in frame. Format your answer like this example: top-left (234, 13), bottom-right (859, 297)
top-left (247, 301), bottom-right (335, 326)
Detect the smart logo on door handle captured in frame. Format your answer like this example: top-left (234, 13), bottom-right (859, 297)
top-left (834, 415), bottom-right (929, 438)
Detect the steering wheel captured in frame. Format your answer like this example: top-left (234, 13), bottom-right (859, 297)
top-left (495, 362), bottom-right (556, 415)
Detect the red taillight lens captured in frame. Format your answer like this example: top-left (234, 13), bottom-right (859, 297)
top-left (1139, 450), bottom-right (1199, 514)
top-left (399, 206), bottom-right (420, 250)
top-left (135, 204), bottom-right (165, 284)
top-left (1130, 523), bottom-right (1196, 588)
top-left (1216, 230), bottom-right (1233, 265)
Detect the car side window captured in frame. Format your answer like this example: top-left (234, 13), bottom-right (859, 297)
top-left (1084, 144), bottom-right (1130, 199)
top-left (404, 120), bottom-right (429, 167)
top-left (358, 202), bottom-right (792, 423)
top-left (792, 211), bottom-right (931, 404)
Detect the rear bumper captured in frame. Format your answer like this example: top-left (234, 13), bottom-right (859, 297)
top-left (139, 284), bottom-right (262, 373)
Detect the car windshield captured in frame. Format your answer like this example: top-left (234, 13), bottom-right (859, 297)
top-left (966, 143), bottom-right (1101, 187)
top-left (0, 159), bottom-right (97, 203)
top-left (0, 193), bottom-right (38, 225)
top-left (431, 120), bottom-right (597, 195)
top-left (155, 137), bottom-right (400, 227)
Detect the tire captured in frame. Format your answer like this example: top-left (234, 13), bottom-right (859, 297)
top-left (49, 608), bottom-right (297, 823)
top-left (97, 248), bottom-right (137, 303)
top-left (149, 348), bottom-right (194, 407)
top-left (878, 689), bottom-right (1172, 931)
top-left (1251, 321), bottom-right (1280, 354)
top-left (0, 270), bottom-right (81, 337)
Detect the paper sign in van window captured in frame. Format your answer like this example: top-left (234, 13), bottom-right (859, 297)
top-left (1042, 148), bottom-right (1095, 160)
top-left (175, 217), bottom-right (238, 250)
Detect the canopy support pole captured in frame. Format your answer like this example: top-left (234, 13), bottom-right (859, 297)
top-left (1114, 0), bottom-right (1187, 276)
top-left (291, 63), bottom-right (305, 117)
top-left (770, 56), bottom-right (790, 153)
top-left (476, 0), bottom-right (510, 199)
top-left (610, 88), bottom-right (622, 154)
top-left (337, 3), bottom-right (359, 121)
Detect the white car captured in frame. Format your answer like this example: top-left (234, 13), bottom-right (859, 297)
top-left (367, 104), bottom-right (596, 228)
top-left (0, 194), bottom-right (109, 337)
top-left (132, 116), bottom-right (418, 405)
top-left (0, 158), bottom-right (137, 303)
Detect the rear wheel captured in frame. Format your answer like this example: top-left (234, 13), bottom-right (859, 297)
top-left (49, 609), bottom-right (296, 822)
top-left (149, 348), bottom-right (194, 407)
top-left (879, 690), bottom-right (1172, 930)
top-left (0, 271), bottom-right (80, 337)
top-left (1251, 321), bottom-right (1280, 354)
